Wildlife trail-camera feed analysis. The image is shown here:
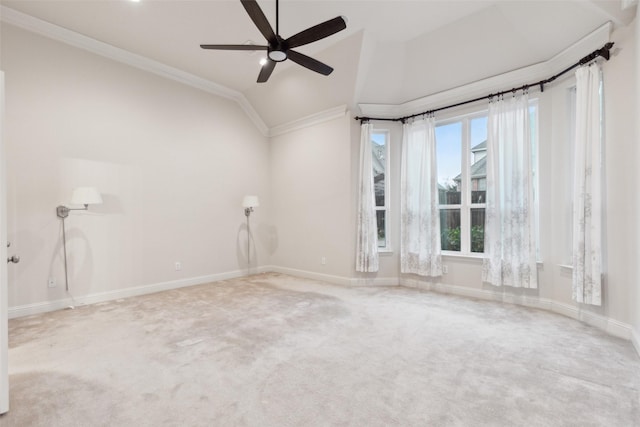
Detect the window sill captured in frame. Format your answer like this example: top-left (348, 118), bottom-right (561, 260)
top-left (442, 252), bottom-right (544, 266)
top-left (442, 251), bottom-right (484, 261)
top-left (378, 248), bottom-right (394, 255)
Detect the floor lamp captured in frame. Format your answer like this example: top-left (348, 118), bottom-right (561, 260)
top-left (56, 187), bottom-right (103, 291)
top-left (242, 195), bottom-right (259, 274)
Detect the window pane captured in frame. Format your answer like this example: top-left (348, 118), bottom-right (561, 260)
top-left (470, 116), bottom-right (487, 204)
top-left (440, 209), bottom-right (461, 251)
top-left (436, 122), bottom-right (462, 205)
top-left (376, 210), bottom-right (386, 248)
top-left (371, 133), bottom-right (386, 207)
top-left (470, 208), bottom-right (485, 253)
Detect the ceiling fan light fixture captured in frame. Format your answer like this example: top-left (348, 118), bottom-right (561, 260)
top-left (268, 50), bottom-right (287, 62)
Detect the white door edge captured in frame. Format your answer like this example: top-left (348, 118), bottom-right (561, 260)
top-left (0, 70), bottom-right (9, 415)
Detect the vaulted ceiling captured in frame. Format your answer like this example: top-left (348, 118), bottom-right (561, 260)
top-left (1, 0), bottom-right (636, 128)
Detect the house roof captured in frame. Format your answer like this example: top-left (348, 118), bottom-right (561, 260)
top-left (469, 156), bottom-right (487, 180)
top-left (471, 141), bottom-right (486, 152)
top-left (454, 140), bottom-right (487, 183)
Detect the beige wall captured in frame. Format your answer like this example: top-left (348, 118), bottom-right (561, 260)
top-left (2, 24), bottom-right (270, 309)
top-left (269, 114), bottom-right (353, 280)
top-left (600, 22), bottom-right (636, 326)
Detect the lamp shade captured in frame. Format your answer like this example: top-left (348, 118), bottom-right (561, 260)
top-left (70, 187), bottom-right (103, 205)
top-left (242, 195), bottom-right (259, 208)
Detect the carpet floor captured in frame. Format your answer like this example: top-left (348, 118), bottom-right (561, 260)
top-left (1, 273), bottom-right (639, 426)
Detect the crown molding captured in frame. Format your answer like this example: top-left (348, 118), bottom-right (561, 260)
top-left (358, 22), bottom-right (612, 119)
top-left (268, 105), bottom-right (348, 137)
top-left (0, 6), bottom-right (269, 136)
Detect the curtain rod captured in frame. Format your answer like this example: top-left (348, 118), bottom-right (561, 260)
top-left (355, 42), bottom-right (614, 124)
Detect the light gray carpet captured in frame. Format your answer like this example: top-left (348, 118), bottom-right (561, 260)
top-left (1, 273), bottom-right (638, 427)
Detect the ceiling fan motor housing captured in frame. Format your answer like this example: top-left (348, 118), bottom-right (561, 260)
top-left (268, 39), bottom-right (288, 62)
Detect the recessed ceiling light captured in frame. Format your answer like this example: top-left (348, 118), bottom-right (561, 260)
top-left (259, 58), bottom-right (267, 66)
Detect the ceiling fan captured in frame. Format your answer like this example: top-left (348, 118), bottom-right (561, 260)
top-left (200, 0), bottom-right (347, 83)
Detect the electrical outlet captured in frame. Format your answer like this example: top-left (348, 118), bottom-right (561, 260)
top-left (48, 277), bottom-right (56, 288)
top-left (321, 257), bottom-right (326, 265)
top-left (175, 262), bottom-right (182, 271)
top-left (442, 265), bottom-right (449, 274)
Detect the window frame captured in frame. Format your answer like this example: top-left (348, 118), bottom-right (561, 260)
top-left (436, 111), bottom-right (488, 256)
top-left (435, 101), bottom-right (539, 258)
top-left (371, 129), bottom-right (391, 251)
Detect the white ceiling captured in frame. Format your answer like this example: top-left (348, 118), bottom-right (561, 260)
top-left (0, 0), bottom-right (636, 127)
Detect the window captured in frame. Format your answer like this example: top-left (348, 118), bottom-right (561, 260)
top-left (436, 115), bottom-right (486, 254)
top-left (435, 104), bottom-right (538, 255)
top-left (372, 131), bottom-right (389, 249)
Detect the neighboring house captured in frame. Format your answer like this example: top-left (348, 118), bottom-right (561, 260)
top-left (454, 140), bottom-right (487, 196)
top-left (469, 140), bottom-right (487, 195)
top-left (437, 141), bottom-right (487, 205)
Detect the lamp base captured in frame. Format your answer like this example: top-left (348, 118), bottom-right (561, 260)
top-left (56, 204), bottom-right (89, 218)
top-left (56, 205), bottom-right (69, 219)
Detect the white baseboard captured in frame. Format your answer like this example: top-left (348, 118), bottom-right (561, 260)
top-left (400, 277), bottom-right (633, 341)
top-left (266, 265), bottom-right (398, 287)
top-left (266, 265), bottom-right (353, 287)
top-left (403, 278), bottom-right (495, 301)
top-left (266, 268), bottom-right (634, 342)
top-left (8, 268), bottom-right (254, 319)
top-left (632, 327), bottom-right (640, 358)
top-left (550, 302), bottom-right (633, 340)
top-left (350, 276), bottom-right (399, 287)
top-left (8, 264), bottom-right (637, 350)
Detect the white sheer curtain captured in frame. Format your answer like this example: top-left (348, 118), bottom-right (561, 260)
top-left (482, 93), bottom-right (537, 288)
top-left (400, 117), bottom-right (442, 276)
top-left (356, 122), bottom-right (379, 272)
top-left (572, 64), bottom-right (603, 306)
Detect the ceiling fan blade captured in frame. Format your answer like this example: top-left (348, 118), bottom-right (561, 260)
top-left (240, 0), bottom-right (277, 44)
top-left (200, 44), bottom-right (268, 51)
top-left (287, 50), bottom-right (333, 76)
top-left (285, 16), bottom-right (347, 49)
top-left (257, 59), bottom-right (277, 83)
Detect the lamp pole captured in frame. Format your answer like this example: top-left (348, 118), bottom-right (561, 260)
top-left (242, 195), bottom-right (259, 276)
top-left (245, 206), bottom-right (253, 275)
